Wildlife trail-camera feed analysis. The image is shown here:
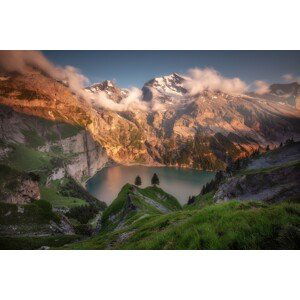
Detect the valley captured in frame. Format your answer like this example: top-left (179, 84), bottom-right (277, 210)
top-left (0, 68), bottom-right (299, 250)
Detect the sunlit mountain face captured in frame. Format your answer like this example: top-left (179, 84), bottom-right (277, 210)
top-left (1, 63), bottom-right (300, 170)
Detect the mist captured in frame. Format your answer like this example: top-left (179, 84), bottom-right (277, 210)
top-left (282, 73), bottom-right (300, 84)
top-left (182, 67), bottom-right (248, 95)
top-left (253, 80), bottom-right (270, 94)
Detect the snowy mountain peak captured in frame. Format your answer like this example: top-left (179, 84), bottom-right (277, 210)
top-left (142, 73), bottom-right (188, 102)
top-left (86, 80), bottom-right (116, 92)
top-left (86, 80), bottom-right (128, 103)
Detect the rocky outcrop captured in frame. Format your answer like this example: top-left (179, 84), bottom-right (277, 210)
top-left (213, 166), bottom-right (300, 203)
top-left (213, 143), bottom-right (300, 203)
top-left (4, 178), bottom-right (40, 204)
top-left (0, 165), bottom-right (41, 205)
top-left (40, 129), bottom-right (109, 184)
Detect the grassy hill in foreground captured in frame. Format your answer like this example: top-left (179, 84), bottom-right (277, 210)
top-left (63, 199), bottom-right (300, 250)
top-left (100, 184), bottom-right (182, 232)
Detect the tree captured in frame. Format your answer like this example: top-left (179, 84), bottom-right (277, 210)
top-left (266, 145), bottom-right (270, 151)
top-left (134, 175), bottom-right (142, 186)
top-left (279, 142), bottom-right (283, 148)
top-left (187, 196), bottom-right (196, 205)
top-left (151, 173), bottom-right (160, 186)
top-left (285, 137), bottom-right (295, 146)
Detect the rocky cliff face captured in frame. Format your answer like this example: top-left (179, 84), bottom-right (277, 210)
top-left (213, 142), bottom-right (300, 203)
top-left (0, 165), bottom-right (40, 204)
top-left (0, 104), bottom-right (109, 185)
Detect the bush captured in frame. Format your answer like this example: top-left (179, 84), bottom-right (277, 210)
top-left (277, 225), bottom-right (300, 249)
top-left (135, 175), bottom-right (142, 186)
top-left (59, 178), bottom-right (106, 210)
top-left (74, 224), bottom-right (93, 236)
top-left (66, 205), bottom-right (99, 224)
top-left (151, 173), bottom-right (160, 186)
top-left (34, 200), bottom-right (60, 223)
top-left (26, 172), bottom-right (41, 182)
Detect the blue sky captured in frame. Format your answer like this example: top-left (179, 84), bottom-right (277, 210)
top-left (43, 51), bottom-right (300, 88)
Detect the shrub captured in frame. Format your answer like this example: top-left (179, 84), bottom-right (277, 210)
top-left (134, 175), bottom-right (142, 186)
top-left (74, 224), bottom-right (93, 236)
top-left (151, 173), bottom-right (160, 186)
top-left (66, 205), bottom-right (99, 224)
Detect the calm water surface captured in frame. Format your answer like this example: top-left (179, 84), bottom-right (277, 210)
top-left (86, 165), bottom-right (215, 205)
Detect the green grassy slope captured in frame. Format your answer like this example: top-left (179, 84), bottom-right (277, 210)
top-left (63, 199), bottom-right (300, 250)
top-left (101, 184), bottom-right (181, 231)
top-left (0, 235), bottom-right (81, 250)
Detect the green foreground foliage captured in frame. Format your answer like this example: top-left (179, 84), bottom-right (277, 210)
top-left (63, 198), bottom-right (300, 250)
top-left (0, 235), bottom-right (81, 250)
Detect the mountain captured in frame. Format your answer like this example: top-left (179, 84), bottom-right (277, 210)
top-left (86, 80), bottom-right (128, 103)
top-left (142, 73), bottom-right (189, 104)
top-left (251, 82), bottom-right (300, 108)
top-left (1, 71), bottom-right (300, 171)
top-left (141, 74), bottom-right (300, 169)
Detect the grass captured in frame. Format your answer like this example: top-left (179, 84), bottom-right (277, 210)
top-left (5, 144), bottom-right (52, 173)
top-left (59, 123), bottom-right (82, 139)
top-left (0, 200), bottom-right (59, 226)
top-left (21, 129), bottom-right (45, 148)
top-left (63, 200), bottom-right (300, 250)
top-left (58, 177), bottom-right (106, 209)
top-left (0, 164), bottom-right (22, 192)
top-left (40, 186), bottom-right (87, 209)
top-left (140, 186), bottom-right (182, 211)
top-left (184, 192), bottom-right (215, 210)
top-left (239, 160), bottom-right (300, 176)
top-left (0, 235), bottom-right (81, 250)
top-left (1, 142), bottom-right (78, 185)
top-left (100, 184), bottom-right (181, 231)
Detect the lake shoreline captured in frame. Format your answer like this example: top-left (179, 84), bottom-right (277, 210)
top-left (86, 165), bottom-right (216, 205)
top-left (84, 161), bottom-right (216, 188)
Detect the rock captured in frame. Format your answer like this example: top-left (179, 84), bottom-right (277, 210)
top-left (4, 178), bottom-right (40, 205)
top-left (39, 246), bottom-right (50, 250)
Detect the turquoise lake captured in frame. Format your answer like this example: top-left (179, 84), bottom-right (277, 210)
top-left (86, 165), bottom-right (215, 205)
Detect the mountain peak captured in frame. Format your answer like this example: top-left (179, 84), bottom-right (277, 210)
top-left (142, 72), bottom-right (188, 102)
top-left (86, 80), bottom-right (127, 103)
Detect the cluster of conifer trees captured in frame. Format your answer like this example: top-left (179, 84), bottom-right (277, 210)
top-left (134, 173), bottom-right (160, 187)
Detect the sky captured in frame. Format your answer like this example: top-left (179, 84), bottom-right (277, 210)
top-left (43, 51), bottom-right (300, 88)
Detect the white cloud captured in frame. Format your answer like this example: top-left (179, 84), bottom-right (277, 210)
top-left (182, 67), bottom-right (248, 95)
top-left (253, 80), bottom-right (270, 94)
top-left (282, 73), bottom-right (300, 83)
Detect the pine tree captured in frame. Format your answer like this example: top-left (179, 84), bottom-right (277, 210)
top-left (151, 173), bottom-right (160, 186)
top-left (134, 175), bottom-right (142, 187)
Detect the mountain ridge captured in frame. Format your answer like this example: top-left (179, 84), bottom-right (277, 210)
top-left (1, 71), bottom-right (300, 171)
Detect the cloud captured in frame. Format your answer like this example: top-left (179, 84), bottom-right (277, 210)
top-left (91, 87), bottom-right (148, 112)
top-left (0, 50), bottom-right (147, 112)
top-left (282, 73), bottom-right (300, 83)
top-left (0, 50), bottom-right (61, 78)
top-left (182, 67), bottom-right (248, 95)
top-left (253, 80), bottom-right (270, 94)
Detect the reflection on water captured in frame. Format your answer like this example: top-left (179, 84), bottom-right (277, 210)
top-left (86, 165), bottom-right (215, 205)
